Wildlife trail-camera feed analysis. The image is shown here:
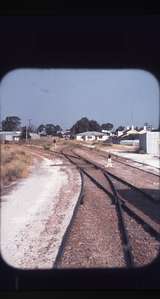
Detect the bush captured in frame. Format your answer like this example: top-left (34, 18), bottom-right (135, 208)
top-left (43, 144), bottom-right (51, 150)
top-left (1, 144), bottom-right (32, 188)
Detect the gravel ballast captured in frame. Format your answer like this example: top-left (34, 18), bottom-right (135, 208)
top-left (57, 145), bottom-right (160, 268)
top-left (57, 167), bottom-right (125, 268)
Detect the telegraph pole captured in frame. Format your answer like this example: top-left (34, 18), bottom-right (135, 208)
top-left (131, 110), bottom-right (134, 127)
top-left (25, 124), bottom-right (27, 143)
top-left (26, 119), bottom-right (32, 143)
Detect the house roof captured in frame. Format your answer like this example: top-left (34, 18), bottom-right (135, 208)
top-left (139, 129), bottom-right (147, 134)
top-left (119, 128), bottom-right (139, 139)
top-left (126, 129), bottom-right (139, 135)
top-left (30, 133), bottom-right (39, 136)
top-left (0, 131), bottom-right (21, 136)
top-left (76, 131), bottom-right (106, 137)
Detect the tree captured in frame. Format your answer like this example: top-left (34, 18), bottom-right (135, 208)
top-left (70, 117), bottom-right (101, 134)
top-left (37, 124), bottom-right (46, 134)
top-left (101, 123), bottom-right (114, 131)
top-left (55, 125), bottom-right (62, 132)
top-left (37, 123), bottom-right (62, 135)
top-left (115, 126), bottom-right (125, 132)
top-left (70, 117), bottom-right (90, 134)
top-left (89, 120), bottom-right (101, 132)
top-left (45, 124), bottom-right (56, 135)
top-left (2, 116), bottom-right (21, 131)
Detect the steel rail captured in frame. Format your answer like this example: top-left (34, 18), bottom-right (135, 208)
top-left (71, 150), bottom-right (160, 241)
top-left (62, 150), bottom-right (115, 202)
top-left (116, 191), bottom-right (160, 241)
top-left (111, 153), bottom-right (160, 178)
top-left (78, 144), bottom-right (160, 177)
top-left (103, 172), bottom-right (134, 267)
top-left (25, 144), bottom-right (159, 178)
top-left (61, 150), bottom-right (134, 268)
top-left (25, 146), bottom-right (159, 266)
top-left (53, 169), bottom-right (85, 268)
top-left (38, 145), bottom-right (160, 242)
top-left (25, 146), bottom-right (159, 215)
top-left (72, 150), bottom-right (158, 204)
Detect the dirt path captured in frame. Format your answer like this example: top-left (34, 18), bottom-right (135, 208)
top-left (1, 154), bottom-right (81, 269)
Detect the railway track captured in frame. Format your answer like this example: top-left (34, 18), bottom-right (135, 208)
top-left (72, 149), bottom-right (160, 235)
top-left (78, 144), bottom-right (160, 177)
top-left (53, 148), bottom-right (160, 268)
top-left (76, 146), bottom-right (160, 202)
top-left (24, 144), bottom-right (160, 268)
top-left (111, 154), bottom-right (160, 177)
top-left (55, 148), bottom-right (127, 268)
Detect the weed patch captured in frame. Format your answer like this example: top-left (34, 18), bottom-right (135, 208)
top-left (1, 144), bottom-right (33, 188)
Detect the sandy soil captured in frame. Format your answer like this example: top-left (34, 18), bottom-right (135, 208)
top-left (1, 155), bottom-right (81, 269)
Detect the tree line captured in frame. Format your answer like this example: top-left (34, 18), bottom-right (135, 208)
top-left (2, 115), bottom-right (152, 137)
top-left (1, 116), bottom-right (62, 137)
top-left (70, 117), bottom-right (114, 134)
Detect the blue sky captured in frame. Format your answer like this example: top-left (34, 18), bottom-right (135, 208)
top-left (0, 69), bottom-right (159, 130)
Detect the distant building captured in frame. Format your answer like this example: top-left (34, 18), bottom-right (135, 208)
top-left (118, 125), bottom-right (155, 146)
top-left (61, 130), bottom-right (71, 139)
top-left (38, 129), bottom-right (47, 136)
top-left (101, 129), bottom-right (113, 136)
top-left (117, 130), bottom-right (125, 137)
top-left (76, 131), bottom-right (109, 142)
top-left (115, 126), bottom-right (130, 138)
top-left (138, 125), bottom-right (148, 134)
top-left (118, 125), bottom-right (139, 145)
top-left (0, 131), bottom-right (21, 143)
top-left (30, 133), bottom-right (40, 140)
top-left (139, 131), bottom-right (160, 156)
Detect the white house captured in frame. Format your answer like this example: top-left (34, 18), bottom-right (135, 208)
top-left (117, 130), bottom-right (124, 137)
top-left (30, 133), bottom-right (40, 140)
top-left (0, 131), bottom-right (21, 142)
top-left (101, 129), bottom-right (113, 136)
top-left (138, 125), bottom-right (148, 134)
top-left (118, 125), bottom-right (139, 145)
top-left (62, 130), bottom-right (71, 139)
top-left (76, 131), bottom-right (109, 142)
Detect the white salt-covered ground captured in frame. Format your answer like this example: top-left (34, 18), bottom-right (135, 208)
top-left (1, 156), bottom-right (81, 269)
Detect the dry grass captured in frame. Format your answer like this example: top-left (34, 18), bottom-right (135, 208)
top-left (1, 144), bottom-right (33, 188)
top-left (29, 138), bottom-right (53, 146)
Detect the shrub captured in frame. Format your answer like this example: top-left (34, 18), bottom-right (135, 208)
top-left (1, 144), bottom-right (32, 188)
top-left (43, 144), bottom-right (50, 150)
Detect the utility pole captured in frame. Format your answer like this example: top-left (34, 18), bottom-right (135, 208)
top-left (131, 110), bottom-right (133, 127)
top-left (25, 125), bottom-right (27, 143)
top-left (26, 119), bottom-right (32, 143)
